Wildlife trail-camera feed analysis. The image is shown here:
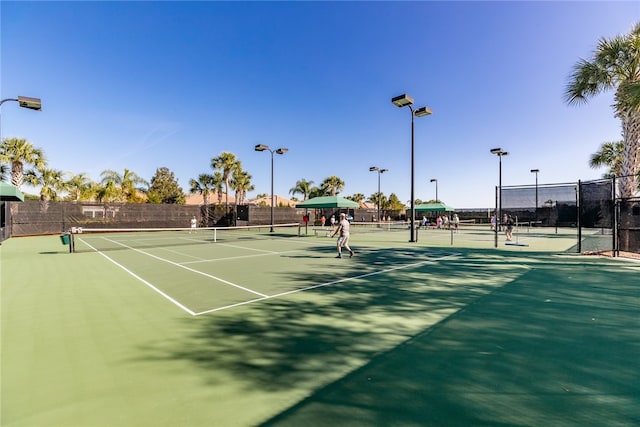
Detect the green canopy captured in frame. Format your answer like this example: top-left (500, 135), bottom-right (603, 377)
top-left (0, 181), bottom-right (24, 202)
top-left (295, 195), bottom-right (359, 208)
top-left (414, 202), bottom-right (454, 212)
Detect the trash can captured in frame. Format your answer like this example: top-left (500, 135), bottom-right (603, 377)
top-left (60, 233), bottom-right (70, 245)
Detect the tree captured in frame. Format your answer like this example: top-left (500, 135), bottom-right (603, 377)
top-left (565, 22), bottom-right (640, 197)
top-left (0, 137), bottom-right (46, 188)
top-left (147, 167), bottom-right (185, 204)
top-left (308, 186), bottom-right (326, 199)
top-left (320, 176), bottom-right (344, 196)
top-left (0, 164), bottom-right (8, 181)
top-left (211, 152), bottom-right (240, 210)
top-left (95, 181), bottom-right (120, 203)
top-left (289, 179), bottom-right (314, 201)
top-left (212, 171), bottom-right (224, 204)
top-left (189, 173), bottom-right (215, 205)
top-left (367, 192), bottom-right (387, 209)
top-left (24, 166), bottom-right (68, 212)
top-left (590, 140), bottom-right (624, 178)
top-left (230, 168), bottom-right (254, 205)
top-left (66, 173), bottom-right (94, 201)
top-left (387, 193), bottom-right (405, 211)
top-left (100, 168), bottom-right (148, 202)
top-left (348, 193), bottom-right (366, 205)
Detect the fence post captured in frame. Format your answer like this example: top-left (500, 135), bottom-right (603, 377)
top-left (577, 180), bottom-right (581, 254)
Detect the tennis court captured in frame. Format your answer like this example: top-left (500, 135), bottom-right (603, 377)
top-left (2, 224), bottom-right (639, 426)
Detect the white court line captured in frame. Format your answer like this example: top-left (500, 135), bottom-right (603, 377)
top-left (194, 252), bottom-right (461, 316)
top-left (217, 242), bottom-right (278, 253)
top-left (179, 249), bottom-right (301, 265)
top-left (79, 238), bottom-right (197, 315)
top-left (86, 236), bottom-right (269, 298)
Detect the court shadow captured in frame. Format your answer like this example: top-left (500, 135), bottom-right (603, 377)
top-left (138, 247), bottom-right (640, 426)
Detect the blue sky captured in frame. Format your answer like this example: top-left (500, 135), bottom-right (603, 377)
top-left (1, 1), bottom-right (638, 208)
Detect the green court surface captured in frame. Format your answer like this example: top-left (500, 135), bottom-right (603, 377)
top-left (1, 227), bottom-right (638, 426)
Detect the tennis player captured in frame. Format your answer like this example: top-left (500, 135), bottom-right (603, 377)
top-left (331, 213), bottom-right (354, 259)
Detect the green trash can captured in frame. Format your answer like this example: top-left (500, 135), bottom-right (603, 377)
top-left (60, 233), bottom-right (70, 245)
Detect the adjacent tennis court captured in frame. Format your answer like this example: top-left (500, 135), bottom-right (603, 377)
top-left (2, 225), bottom-right (638, 426)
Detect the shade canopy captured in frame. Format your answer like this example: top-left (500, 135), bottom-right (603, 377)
top-left (295, 195), bottom-right (359, 209)
top-left (414, 202), bottom-right (454, 212)
top-left (0, 181), bottom-right (24, 202)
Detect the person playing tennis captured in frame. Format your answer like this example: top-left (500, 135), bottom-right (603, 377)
top-left (331, 213), bottom-right (354, 259)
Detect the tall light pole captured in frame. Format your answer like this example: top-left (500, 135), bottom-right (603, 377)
top-left (392, 93), bottom-right (432, 242)
top-left (0, 96), bottom-right (41, 243)
top-left (430, 178), bottom-right (438, 202)
top-left (255, 144), bottom-right (288, 232)
top-left (490, 148), bottom-right (509, 248)
top-left (530, 169), bottom-right (539, 224)
top-left (369, 166), bottom-right (388, 223)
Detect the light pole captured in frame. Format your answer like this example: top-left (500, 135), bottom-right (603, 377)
top-left (490, 148), bottom-right (509, 248)
top-left (530, 169), bottom-right (539, 224)
top-left (0, 96), bottom-right (42, 140)
top-left (430, 178), bottom-right (438, 202)
top-left (369, 166), bottom-right (388, 223)
top-left (392, 93), bottom-right (432, 242)
top-left (255, 144), bottom-right (288, 232)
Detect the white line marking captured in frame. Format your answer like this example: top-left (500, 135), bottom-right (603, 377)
top-left (194, 252), bottom-right (460, 315)
top-left (95, 236), bottom-right (268, 298)
top-left (78, 238), bottom-right (197, 315)
top-left (179, 248), bottom-right (302, 265)
top-left (218, 242), bottom-right (278, 253)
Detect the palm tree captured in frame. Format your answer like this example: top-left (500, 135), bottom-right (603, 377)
top-left (348, 193), bottom-right (366, 206)
top-left (0, 137), bottom-right (46, 188)
top-left (308, 186), bottom-right (326, 199)
top-left (213, 171), bottom-right (224, 205)
top-left (24, 166), bottom-right (68, 212)
top-left (66, 173), bottom-right (94, 201)
top-left (95, 181), bottom-right (120, 203)
top-left (0, 164), bottom-right (8, 181)
top-left (100, 168), bottom-right (148, 202)
top-left (590, 140), bottom-right (624, 178)
top-left (211, 152), bottom-right (240, 210)
top-left (289, 179), bottom-right (314, 201)
top-left (230, 168), bottom-right (254, 205)
top-left (320, 176), bottom-right (344, 196)
top-left (189, 173), bottom-right (215, 205)
top-left (565, 22), bottom-right (640, 197)
top-left (388, 193), bottom-right (405, 212)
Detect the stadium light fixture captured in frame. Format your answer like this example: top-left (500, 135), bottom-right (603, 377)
top-left (391, 93), bottom-right (432, 242)
top-left (491, 148), bottom-right (509, 248)
top-left (0, 96), bottom-right (42, 111)
top-left (255, 144), bottom-right (288, 232)
top-left (0, 95), bottom-right (42, 142)
top-left (369, 166), bottom-right (388, 223)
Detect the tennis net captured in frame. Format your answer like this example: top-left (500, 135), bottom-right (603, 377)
top-left (70, 223), bottom-right (301, 253)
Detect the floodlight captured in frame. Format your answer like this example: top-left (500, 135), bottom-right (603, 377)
top-left (254, 144), bottom-right (269, 151)
top-left (391, 94), bottom-right (414, 108)
top-left (414, 106), bottom-right (432, 117)
top-left (17, 96), bottom-right (42, 111)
